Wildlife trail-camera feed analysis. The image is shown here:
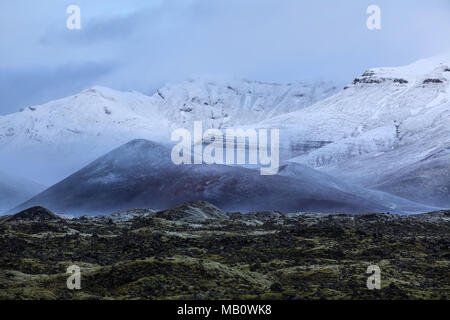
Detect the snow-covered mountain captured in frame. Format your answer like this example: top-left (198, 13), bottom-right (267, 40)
top-left (0, 171), bottom-right (45, 213)
top-left (265, 53), bottom-right (450, 207)
top-left (0, 79), bottom-right (337, 184)
top-left (0, 86), bottom-right (171, 184)
top-left (1, 54), bottom-right (449, 210)
top-left (260, 53), bottom-right (450, 155)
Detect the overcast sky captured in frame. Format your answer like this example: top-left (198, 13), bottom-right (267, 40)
top-left (1, 0), bottom-right (449, 115)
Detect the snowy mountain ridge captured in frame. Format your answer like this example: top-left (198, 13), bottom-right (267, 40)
top-left (259, 53), bottom-right (450, 160)
top-left (0, 78), bottom-right (338, 184)
top-left (273, 54), bottom-right (450, 207)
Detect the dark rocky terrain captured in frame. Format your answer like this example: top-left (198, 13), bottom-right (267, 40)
top-left (0, 201), bottom-right (449, 300)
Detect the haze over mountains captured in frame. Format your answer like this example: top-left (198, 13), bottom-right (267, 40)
top-left (1, 54), bottom-right (450, 214)
top-left (0, 171), bottom-right (45, 214)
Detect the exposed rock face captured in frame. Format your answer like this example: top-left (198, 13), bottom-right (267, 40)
top-left (94, 208), bottom-right (156, 223)
top-left (408, 210), bottom-right (450, 223)
top-left (155, 200), bottom-right (228, 223)
top-left (3, 206), bottom-right (61, 223)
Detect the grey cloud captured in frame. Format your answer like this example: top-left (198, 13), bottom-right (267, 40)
top-left (1, 0), bottom-right (449, 114)
top-left (0, 62), bottom-right (114, 113)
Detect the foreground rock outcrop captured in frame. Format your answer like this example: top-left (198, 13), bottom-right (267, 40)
top-left (155, 200), bottom-right (229, 222)
top-left (1, 206), bottom-right (61, 223)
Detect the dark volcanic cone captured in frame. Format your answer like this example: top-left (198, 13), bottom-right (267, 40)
top-left (12, 139), bottom-right (430, 215)
top-left (4, 206), bottom-right (61, 223)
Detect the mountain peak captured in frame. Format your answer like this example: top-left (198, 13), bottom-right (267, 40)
top-left (82, 85), bottom-right (120, 94)
top-left (363, 53), bottom-right (450, 83)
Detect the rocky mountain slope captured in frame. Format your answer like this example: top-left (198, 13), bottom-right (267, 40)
top-left (155, 200), bottom-right (229, 223)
